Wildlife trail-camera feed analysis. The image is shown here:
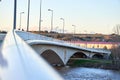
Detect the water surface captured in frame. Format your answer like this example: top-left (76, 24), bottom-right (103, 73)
top-left (59, 67), bottom-right (120, 80)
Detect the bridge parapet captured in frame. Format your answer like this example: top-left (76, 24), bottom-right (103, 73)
top-left (0, 30), bottom-right (64, 80)
top-left (16, 31), bottom-right (66, 43)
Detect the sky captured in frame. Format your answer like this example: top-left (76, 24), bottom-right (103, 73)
top-left (0, 0), bottom-right (120, 34)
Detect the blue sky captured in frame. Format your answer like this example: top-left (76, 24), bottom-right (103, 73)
top-left (0, 0), bottom-right (120, 34)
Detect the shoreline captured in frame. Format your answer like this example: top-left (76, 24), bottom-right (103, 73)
top-left (67, 59), bottom-right (120, 71)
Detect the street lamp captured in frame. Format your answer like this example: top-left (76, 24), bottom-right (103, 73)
top-left (13, 0), bottom-right (17, 30)
top-left (48, 9), bottom-right (53, 32)
top-left (60, 18), bottom-right (65, 34)
top-left (27, 0), bottom-right (30, 31)
top-left (39, 0), bottom-right (42, 33)
top-left (19, 12), bottom-right (24, 30)
top-left (72, 25), bottom-right (76, 34)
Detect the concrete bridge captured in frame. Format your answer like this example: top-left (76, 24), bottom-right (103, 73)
top-left (0, 30), bottom-right (111, 80)
top-left (16, 31), bottom-right (111, 65)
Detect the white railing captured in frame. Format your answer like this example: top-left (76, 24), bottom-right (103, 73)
top-left (16, 31), bottom-right (67, 44)
top-left (0, 30), bottom-right (64, 80)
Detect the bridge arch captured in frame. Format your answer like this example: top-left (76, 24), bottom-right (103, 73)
top-left (92, 53), bottom-right (104, 59)
top-left (41, 49), bottom-right (64, 66)
top-left (66, 51), bottom-right (88, 65)
top-left (70, 52), bottom-right (87, 58)
top-left (29, 43), bottom-right (110, 65)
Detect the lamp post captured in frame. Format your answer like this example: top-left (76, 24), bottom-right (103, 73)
top-left (27, 0), bottom-right (30, 31)
top-left (13, 0), bottom-right (17, 30)
top-left (19, 12), bottom-right (24, 30)
top-left (48, 9), bottom-right (53, 32)
top-left (72, 25), bottom-right (76, 44)
top-left (72, 25), bottom-right (76, 34)
top-left (60, 18), bottom-right (65, 34)
top-left (39, 0), bottom-right (42, 33)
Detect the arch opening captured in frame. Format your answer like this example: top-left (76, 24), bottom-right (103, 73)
top-left (70, 52), bottom-right (87, 59)
top-left (41, 49), bottom-right (64, 66)
top-left (92, 53), bottom-right (104, 59)
top-left (67, 52), bottom-right (87, 65)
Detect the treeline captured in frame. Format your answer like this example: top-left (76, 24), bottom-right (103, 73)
top-left (110, 46), bottom-right (120, 70)
top-left (110, 24), bottom-right (120, 70)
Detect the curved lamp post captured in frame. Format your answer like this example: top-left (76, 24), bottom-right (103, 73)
top-left (60, 18), bottom-right (65, 34)
top-left (13, 0), bottom-right (17, 30)
top-left (48, 9), bottom-right (53, 32)
top-left (72, 25), bottom-right (76, 34)
top-left (19, 12), bottom-right (24, 30)
top-left (39, 0), bottom-right (42, 33)
top-left (27, 0), bottom-right (30, 31)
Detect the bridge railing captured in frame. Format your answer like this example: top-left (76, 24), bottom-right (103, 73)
top-left (0, 30), bottom-right (64, 80)
top-left (16, 30), bottom-right (69, 44)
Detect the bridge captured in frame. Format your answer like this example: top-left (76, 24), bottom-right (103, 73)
top-left (16, 31), bottom-right (111, 65)
top-left (0, 1), bottom-right (111, 79)
top-left (0, 30), bottom-right (111, 80)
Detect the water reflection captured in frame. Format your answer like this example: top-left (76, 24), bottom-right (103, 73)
top-left (60, 67), bottom-right (120, 80)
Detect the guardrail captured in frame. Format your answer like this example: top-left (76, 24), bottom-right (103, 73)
top-left (16, 31), bottom-right (66, 43)
top-left (0, 30), bottom-right (64, 80)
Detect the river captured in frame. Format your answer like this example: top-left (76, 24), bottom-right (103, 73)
top-left (58, 67), bottom-right (120, 80)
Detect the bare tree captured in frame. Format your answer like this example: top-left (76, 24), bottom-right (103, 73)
top-left (111, 45), bottom-right (120, 69)
top-left (113, 24), bottom-right (120, 35)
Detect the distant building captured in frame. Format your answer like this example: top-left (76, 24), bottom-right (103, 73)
top-left (68, 41), bottom-right (120, 49)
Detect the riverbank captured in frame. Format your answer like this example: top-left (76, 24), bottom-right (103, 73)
top-left (67, 59), bottom-right (120, 71)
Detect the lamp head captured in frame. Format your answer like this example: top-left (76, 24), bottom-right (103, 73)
top-left (48, 9), bottom-right (51, 11)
